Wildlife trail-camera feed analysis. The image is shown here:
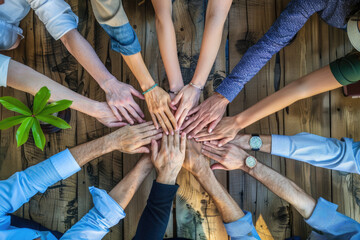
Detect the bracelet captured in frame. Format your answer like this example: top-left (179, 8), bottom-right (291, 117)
top-left (168, 90), bottom-right (179, 94)
top-left (189, 82), bottom-right (203, 91)
top-left (142, 83), bottom-right (158, 95)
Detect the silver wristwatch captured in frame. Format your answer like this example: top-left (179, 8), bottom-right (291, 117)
top-left (245, 156), bottom-right (257, 169)
top-left (249, 134), bottom-right (262, 151)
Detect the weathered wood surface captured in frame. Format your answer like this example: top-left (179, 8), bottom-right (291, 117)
top-left (1, 0), bottom-right (360, 239)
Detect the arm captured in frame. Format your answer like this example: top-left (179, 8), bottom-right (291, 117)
top-left (194, 65), bottom-right (342, 145)
top-left (6, 59), bottom-right (124, 128)
top-left (133, 133), bottom-right (186, 240)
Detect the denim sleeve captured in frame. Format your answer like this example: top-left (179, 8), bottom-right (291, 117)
top-left (215, 0), bottom-right (321, 102)
top-left (224, 211), bottom-right (260, 239)
top-left (60, 187), bottom-right (126, 240)
top-left (305, 198), bottom-right (360, 239)
top-left (0, 54), bottom-right (10, 87)
top-left (101, 23), bottom-right (141, 56)
top-left (133, 181), bottom-right (179, 240)
top-left (27, 0), bottom-right (79, 40)
top-left (271, 133), bottom-right (360, 174)
top-left (0, 149), bottom-right (80, 230)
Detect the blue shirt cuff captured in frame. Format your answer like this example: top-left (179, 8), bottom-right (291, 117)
top-left (89, 187), bottom-right (126, 228)
top-left (215, 76), bottom-right (244, 102)
top-left (101, 23), bottom-right (141, 56)
top-left (224, 211), bottom-right (259, 238)
top-left (305, 197), bottom-right (338, 230)
top-left (271, 134), bottom-right (291, 156)
top-left (50, 149), bottom-right (80, 180)
top-left (0, 54), bottom-right (10, 87)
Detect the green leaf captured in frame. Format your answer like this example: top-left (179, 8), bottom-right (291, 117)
top-left (33, 87), bottom-right (51, 115)
top-left (16, 117), bottom-right (34, 147)
top-left (36, 115), bottom-right (71, 129)
top-left (39, 100), bottom-right (72, 116)
top-left (32, 119), bottom-right (46, 151)
top-left (0, 96), bottom-right (32, 116)
top-left (0, 115), bottom-right (28, 130)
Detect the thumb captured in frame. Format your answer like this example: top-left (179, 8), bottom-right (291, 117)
top-left (151, 139), bottom-right (158, 162)
top-left (131, 87), bottom-right (145, 100)
top-left (134, 146), bottom-right (150, 154)
top-left (171, 92), bottom-right (182, 106)
top-left (210, 163), bottom-right (227, 171)
top-left (208, 117), bottom-right (222, 133)
top-left (218, 138), bottom-right (231, 147)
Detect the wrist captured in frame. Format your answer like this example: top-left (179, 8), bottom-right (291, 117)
top-left (169, 81), bottom-right (184, 93)
top-left (156, 174), bottom-right (177, 185)
top-left (259, 135), bottom-right (272, 153)
top-left (101, 133), bottom-right (117, 154)
top-left (99, 76), bottom-right (117, 91)
top-left (139, 78), bottom-right (156, 92)
top-left (194, 165), bottom-right (213, 182)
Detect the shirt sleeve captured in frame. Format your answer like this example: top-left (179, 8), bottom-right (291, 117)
top-left (224, 211), bottom-right (261, 239)
top-left (26, 0), bottom-right (79, 40)
top-left (215, 0), bottom-right (321, 102)
top-left (0, 54), bottom-right (11, 87)
top-left (0, 149), bottom-right (80, 230)
top-left (60, 187), bottom-right (126, 240)
top-left (133, 181), bottom-right (179, 240)
top-left (305, 197), bottom-right (360, 239)
top-left (271, 133), bottom-right (360, 174)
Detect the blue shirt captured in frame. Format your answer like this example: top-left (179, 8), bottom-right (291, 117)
top-left (0, 149), bottom-right (126, 240)
top-left (271, 132), bottom-right (360, 174)
top-left (216, 0), bottom-right (360, 102)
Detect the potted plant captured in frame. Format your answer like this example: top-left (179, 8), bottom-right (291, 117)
top-left (0, 86), bottom-right (72, 150)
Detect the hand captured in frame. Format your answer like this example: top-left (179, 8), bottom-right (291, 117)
top-left (181, 93), bottom-right (229, 138)
top-left (110, 122), bottom-right (163, 154)
top-left (182, 140), bottom-right (210, 176)
top-left (144, 86), bottom-right (177, 135)
top-left (151, 132), bottom-right (187, 185)
top-left (102, 78), bottom-right (145, 125)
top-left (93, 102), bottom-right (128, 128)
top-left (201, 142), bottom-right (250, 171)
top-left (171, 84), bottom-right (201, 128)
top-left (193, 116), bottom-right (239, 146)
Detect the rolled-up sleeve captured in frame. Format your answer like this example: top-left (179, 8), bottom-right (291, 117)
top-left (0, 54), bottom-right (10, 87)
top-left (60, 187), bottom-right (125, 240)
top-left (26, 0), bottom-right (78, 40)
top-left (305, 198), bottom-right (360, 239)
top-left (224, 211), bottom-right (261, 239)
top-left (271, 133), bottom-right (360, 174)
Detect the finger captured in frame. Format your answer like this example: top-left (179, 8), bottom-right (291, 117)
top-left (125, 105), bottom-right (144, 124)
top-left (171, 92), bottom-right (183, 106)
top-left (139, 124), bottom-right (158, 133)
top-left (183, 117), bottom-right (202, 136)
top-left (160, 112), bottom-right (174, 135)
top-left (168, 131), bottom-right (174, 147)
top-left (209, 140), bottom-right (220, 145)
top-left (177, 110), bottom-right (188, 129)
top-left (151, 113), bottom-right (159, 129)
top-left (203, 142), bottom-right (225, 151)
top-left (136, 121), bottom-right (154, 129)
top-left (189, 121), bottom-right (209, 138)
top-left (110, 105), bottom-right (122, 121)
top-left (180, 132), bottom-right (186, 153)
top-left (133, 146), bottom-right (150, 154)
top-left (174, 103), bottom-right (185, 122)
top-left (165, 109), bottom-right (177, 131)
top-left (130, 87), bottom-right (145, 100)
top-left (107, 122), bottom-right (128, 128)
top-left (151, 139), bottom-right (158, 161)
top-left (169, 103), bottom-right (177, 111)
top-left (202, 145), bottom-right (225, 156)
top-left (118, 106), bottom-right (134, 125)
top-left (141, 129), bottom-right (163, 139)
top-left (201, 149), bottom-right (224, 162)
top-left (142, 132), bottom-right (163, 145)
top-left (218, 138), bottom-right (233, 147)
top-left (210, 163), bottom-right (228, 171)
top-left (174, 131), bottom-right (180, 148)
top-left (180, 113), bottom-right (199, 131)
top-left (188, 105), bottom-right (200, 116)
top-left (208, 117), bottom-right (222, 133)
top-left (156, 113), bottom-right (169, 135)
top-left (130, 101), bottom-right (145, 119)
top-left (195, 134), bottom-right (222, 142)
top-left (193, 129), bottom-right (210, 138)
top-left (161, 134), bottom-right (167, 149)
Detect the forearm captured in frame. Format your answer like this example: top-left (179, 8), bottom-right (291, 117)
top-left (191, 0), bottom-right (231, 86)
top-left (122, 53), bottom-right (155, 91)
top-left (108, 155), bottom-right (153, 209)
top-left (245, 162), bottom-right (316, 218)
top-left (234, 65), bottom-right (341, 130)
top-left (61, 29), bottom-right (114, 89)
top-left (195, 167), bottom-right (244, 223)
top-left (7, 60), bottom-right (101, 118)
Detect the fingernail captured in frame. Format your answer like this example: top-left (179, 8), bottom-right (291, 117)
top-left (209, 129), bottom-right (213, 133)
top-left (171, 102), bottom-right (174, 105)
top-left (218, 144), bottom-right (222, 147)
top-left (195, 138), bottom-right (198, 141)
top-left (166, 132), bottom-right (169, 135)
top-left (188, 135), bottom-right (192, 139)
top-left (171, 131), bottom-right (174, 135)
top-left (204, 141), bottom-right (207, 144)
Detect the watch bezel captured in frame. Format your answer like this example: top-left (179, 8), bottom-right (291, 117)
top-left (245, 156), bottom-right (257, 169)
top-left (249, 134), bottom-right (262, 151)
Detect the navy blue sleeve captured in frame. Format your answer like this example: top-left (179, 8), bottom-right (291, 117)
top-left (133, 181), bottom-right (179, 240)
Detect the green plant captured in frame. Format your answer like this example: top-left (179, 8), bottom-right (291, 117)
top-left (0, 87), bottom-right (72, 150)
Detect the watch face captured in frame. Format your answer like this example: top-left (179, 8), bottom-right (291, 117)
top-left (250, 136), bottom-right (262, 150)
top-left (246, 156), bottom-right (257, 168)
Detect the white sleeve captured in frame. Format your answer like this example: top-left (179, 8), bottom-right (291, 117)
top-left (26, 0), bottom-right (79, 40)
top-left (0, 54), bottom-right (11, 87)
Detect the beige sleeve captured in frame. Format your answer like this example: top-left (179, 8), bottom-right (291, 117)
top-left (90, 0), bottom-right (129, 27)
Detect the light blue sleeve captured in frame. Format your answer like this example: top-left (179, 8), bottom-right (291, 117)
top-left (60, 187), bottom-right (126, 240)
top-left (0, 54), bottom-right (11, 87)
top-left (26, 0), bottom-right (79, 40)
top-left (0, 149), bottom-right (80, 230)
top-left (223, 211), bottom-right (261, 239)
top-left (305, 198), bottom-right (360, 239)
top-left (271, 133), bottom-right (360, 174)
